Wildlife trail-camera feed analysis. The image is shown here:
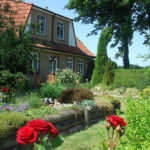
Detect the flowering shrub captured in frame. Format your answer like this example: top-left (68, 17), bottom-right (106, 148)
top-left (55, 69), bottom-right (81, 86)
top-left (0, 70), bottom-right (25, 94)
top-left (16, 119), bottom-right (61, 150)
top-left (0, 88), bottom-right (10, 102)
top-left (101, 115), bottom-right (127, 150)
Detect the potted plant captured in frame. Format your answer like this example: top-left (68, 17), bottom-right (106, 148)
top-left (46, 72), bottom-right (55, 84)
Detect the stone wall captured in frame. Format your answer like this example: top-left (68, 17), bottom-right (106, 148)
top-left (0, 106), bottom-right (112, 150)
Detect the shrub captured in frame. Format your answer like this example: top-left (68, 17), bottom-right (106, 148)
top-left (0, 113), bottom-right (29, 143)
top-left (27, 94), bottom-right (42, 109)
top-left (55, 69), bottom-right (81, 87)
top-left (119, 97), bottom-right (150, 149)
top-left (110, 98), bottom-right (121, 110)
top-left (40, 82), bottom-right (65, 99)
top-left (80, 82), bottom-right (93, 89)
top-left (58, 87), bottom-right (94, 103)
top-left (95, 99), bottom-right (113, 115)
top-left (80, 100), bottom-right (97, 107)
top-left (92, 27), bottom-right (112, 85)
top-left (103, 60), bottom-right (115, 85)
top-left (0, 70), bottom-right (25, 92)
top-left (143, 86), bottom-right (150, 98)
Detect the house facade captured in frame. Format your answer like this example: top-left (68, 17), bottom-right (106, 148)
top-left (2, 0), bottom-right (95, 80)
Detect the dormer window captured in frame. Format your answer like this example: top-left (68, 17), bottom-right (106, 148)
top-left (37, 15), bottom-right (46, 36)
top-left (57, 22), bottom-right (64, 40)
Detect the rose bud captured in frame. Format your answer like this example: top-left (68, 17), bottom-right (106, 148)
top-left (116, 125), bottom-right (121, 132)
top-left (105, 121), bottom-right (111, 130)
top-left (119, 128), bottom-right (125, 137)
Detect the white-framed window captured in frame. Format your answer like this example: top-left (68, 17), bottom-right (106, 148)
top-left (57, 22), bottom-right (64, 40)
top-left (30, 52), bottom-right (39, 73)
top-left (79, 59), bottom-right (84, 75)
top-left (37, 15), bottom-right (46, 36)
top-left (49, 55), bottom-right (58, 73)
top-left (67, 58), bottom-right (73, 70)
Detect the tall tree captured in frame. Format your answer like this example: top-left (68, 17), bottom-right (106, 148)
top-left (92, 27), bottom-right (112, 85)
top-left (65, 0), bottom-right (134, 68)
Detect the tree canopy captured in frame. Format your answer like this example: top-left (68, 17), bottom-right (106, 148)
top-left (65, 0), bottom-right (150, 68)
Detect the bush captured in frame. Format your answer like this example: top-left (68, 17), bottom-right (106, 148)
top-left (0, 70), bottom-right (25, 92)
top-left (80, 99), bottom-right (97, 107)
top-left (143, 86), bottom-right (150, 98)
top-left (103, 60), bottom-right (115, 85)
top-left (95, 99), bottom-right (113, 115)
top-left (55, 69), bottom-right (81, 87)
top-left (58, 87), bottom-right (94, 103)
top-left (119, 97), bottom-right (150, 149)
top-left (27, 93), bottom-right (42, 109)
top-left (40, 82), bottom-right (65, 99)
top-left (112, 69), bottom-right (150, 90)
top-left (92, 27), bottom-right (112, 85)
top-left (0, 113), bottom-right (29, 143)
top-left (109, 97), bottom-right (121, 110)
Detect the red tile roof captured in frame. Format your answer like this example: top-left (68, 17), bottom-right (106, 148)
top-left (0, 0), bottom-right (32, 26)
top-left (0, 0), bottom-right (95, 58)
top-left (35, 39), bottom-right (95, 58)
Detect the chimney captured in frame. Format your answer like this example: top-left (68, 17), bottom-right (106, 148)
top-left (45, 6), bottom-right (48, 10)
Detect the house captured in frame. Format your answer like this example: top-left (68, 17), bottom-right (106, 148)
top-left (1, 0), bottom-right (95, 80)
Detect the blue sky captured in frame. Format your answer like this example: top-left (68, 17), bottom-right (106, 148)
top-left (25, 0), bottom-right (150, 67)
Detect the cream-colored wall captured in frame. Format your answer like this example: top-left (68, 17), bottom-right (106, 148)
top-left (31, 8), bottom-right (53, 41)
top-left (32, 49), bottom-right (90, 81)
top-left (30, 8), bottom-right (69, 45)
top-left (53, 17), bottom-right (69, 45)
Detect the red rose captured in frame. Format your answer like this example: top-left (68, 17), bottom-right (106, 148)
top-left (106, 115), bottom-right (127, 128)
top-left (27, 119), bottom-right (49, 134)
top-left (5, 88), bottom-right (9, 92)
top-left (47, 122), bottom-right (59, 138)
top-left (0, 88), bottom-right (5, 92)
top-left (16, 126), bottom-right (37, 144)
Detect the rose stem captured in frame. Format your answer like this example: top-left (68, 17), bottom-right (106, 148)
top-left (110, 128), bottom-right (115, 150)
top-left (113, 136), bottom-right (120, 150)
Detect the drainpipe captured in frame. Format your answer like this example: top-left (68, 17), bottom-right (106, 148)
top-left (51, 14), bottom-right (55, 43)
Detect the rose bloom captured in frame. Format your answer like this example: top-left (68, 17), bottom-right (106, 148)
top-left (27, 119), bottom-right (49, 134)
top-left (16, 126), bottom-right (37, 144)
top-left (5, 88), bottom-right (9, 92)
top-left (106, 115), bottom-right (127, 128)
top-left (0, 88), bottom-right (5, 92)
top-left (48, 122), bottom-right (59, 138)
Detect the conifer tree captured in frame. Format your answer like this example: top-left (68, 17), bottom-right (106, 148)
top-left (92, 27), bottom-right (112, 85)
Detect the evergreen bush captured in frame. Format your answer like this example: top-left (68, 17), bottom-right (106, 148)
top-left (103, 60), bottom-right (115, 85)
top-left (92, 27), bottom-right (112, 85)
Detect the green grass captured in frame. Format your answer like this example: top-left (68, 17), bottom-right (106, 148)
top-left (55, 119), bottom-right (106, 150)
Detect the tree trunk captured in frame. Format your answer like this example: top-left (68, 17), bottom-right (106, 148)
top-left (123, 40), bottom-right (130, 69)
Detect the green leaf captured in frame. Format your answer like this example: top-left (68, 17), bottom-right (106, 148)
top-left (34, 143), bottom-right (47, 150)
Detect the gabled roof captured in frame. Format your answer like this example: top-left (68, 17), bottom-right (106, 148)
top-left (0, 0), bottom-right (95, 58)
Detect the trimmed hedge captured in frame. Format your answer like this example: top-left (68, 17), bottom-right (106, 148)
top-left (112, 69), bottom-right (150, 90)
